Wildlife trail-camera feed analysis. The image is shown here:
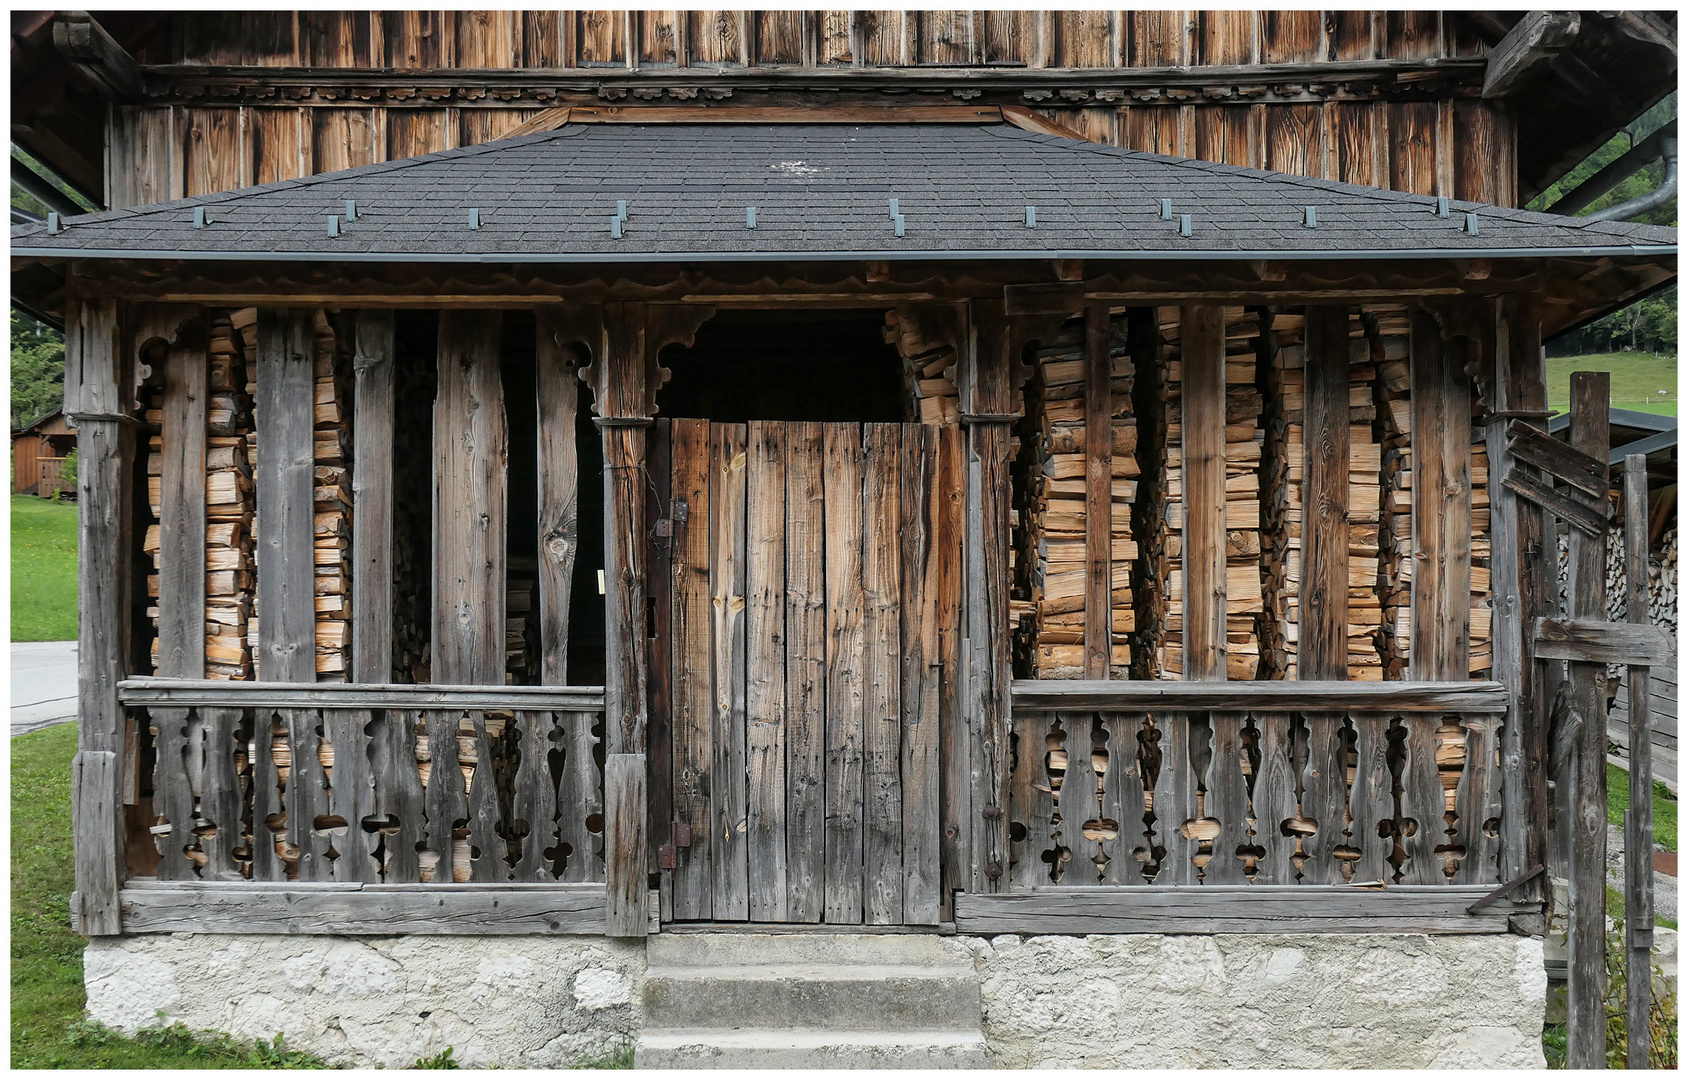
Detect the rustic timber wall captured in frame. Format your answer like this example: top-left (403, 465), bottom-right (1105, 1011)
top-left (105, 10), bottom-right (1515, 209)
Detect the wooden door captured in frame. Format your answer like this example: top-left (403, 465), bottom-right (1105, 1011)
top-left (655, 419), bottom-right (963, 925)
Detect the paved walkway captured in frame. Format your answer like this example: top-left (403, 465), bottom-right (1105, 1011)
top-left (12, 640), bottom-right (78, 736)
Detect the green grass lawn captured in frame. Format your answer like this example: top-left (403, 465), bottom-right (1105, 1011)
top-left (1547, 351), bottom-right (1678, 417)
top-left (1608, 762), bottom-right (1679, 854)
top-left (11, 724), bottom-right (326, 1068)
top-left (12, 494), bottom-right (79, 642)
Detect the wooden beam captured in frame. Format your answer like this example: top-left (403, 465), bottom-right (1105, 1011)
top-left (1500, 470), bottom-right (1608, 536)
top-left (1623, 452), bottom-right (1656, 1068)
top-left (1012, 679), bottom-right (1509, 713)
top-left (1408, 307), bottom-right (1471, 680)
top-left (564, 104), bottom-right (1005, 124)
top-left (1534, 618), bottom-right (1671, 666)
top-left (255, 310), bottom-right (318, 682)
top-left (117, 678), bottom-right (603, 711)
top-left (1481, 11), bottom-right (1581, 99)
top-left (604, 753), bottom-right (649, 937)
top-left (350, 310), bottom-right (395, 684)
top-left (51, 12), bottom-right (144, 101)
top-left (534, 310), bottom-right (582, 686)
top-left (65, 296), bottom-right (132, 936)
top-left (1564, 370), bottom-right (1610, 1071)
top-left (156, 318), bottom-right (206, 679)
top-left (1301, 306), bottom-right (1352, 679)
top-left (432, 310), bottom-right (507, 685)
top-left (1082, 304), bottom-right (1112, 680)
top-left (1181, 304), bottom-right (1227, 681)
top-left (953, 886), bottom-right (1534, 935)
top-left (1505, 419), bottom-right (1608, 500)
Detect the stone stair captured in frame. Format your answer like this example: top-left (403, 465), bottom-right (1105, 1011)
top-left (634, 933), bottom-right (988, 1068)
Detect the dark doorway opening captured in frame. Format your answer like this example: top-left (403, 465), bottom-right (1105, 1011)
top-left (657, 309), bottom-right (906, 423)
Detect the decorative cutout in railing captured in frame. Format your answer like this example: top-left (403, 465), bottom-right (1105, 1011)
top-left (1009, 684), bottom-right (1505, 889)
top-left (118, 681), bottom-right (605, 886)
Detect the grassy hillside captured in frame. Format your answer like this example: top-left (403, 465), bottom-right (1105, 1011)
top-left (11, 495), bottom-right (78, 641)
top-left (1547, 351), bottom-right (1677, 418)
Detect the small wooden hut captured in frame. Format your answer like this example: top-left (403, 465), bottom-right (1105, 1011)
top-left (11, 407), bottom-right (77, 495)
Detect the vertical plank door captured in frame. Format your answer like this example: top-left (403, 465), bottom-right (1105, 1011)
top-left (823, 423), bottom-right (867, 924)
top-left (709, 423), bottom-right (750, 919)
top-left (784, 422), bottom-right (828, 922)
top-left (669, 418), bottom-right (713, 919)
top-left (744, 421), bottom-right (788, 921)
top-left (862, 423), bottom-right (904, 924)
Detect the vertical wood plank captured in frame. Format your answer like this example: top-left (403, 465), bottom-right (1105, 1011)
top-left (1401, 715), bottom-right (1445, 884)
top-left (1205, 712), bottom-right (1247, 884)
top-left (466, 710), bottom-right (504, 882)
top-left (288, 707), bottom-right (331, 881)
top-left (1083, 303), bottom-right (1113, 679)
top-left (901, 424), bottom-right (942, 924)
top-left (1408, 308), bottom-right (1472, 679)
top-left (197, 707), bottom-right (243, 880)
top-left (1061, 712), bottom-right (1101, 884)
top-left (558, 709), bottom-right (604, 882)
top-left (670, 418), bottom-right (713, 918)
top-left (710, 423), bottom-right (750, 919)
top-left (1100, 713), bottom-right (1148, 884)
top-left (1301, 714), bottom-right (1348, 885)
top-left (1154, 713), bottom-right (1196, 884)
top-left (1253, 712), bottom-right (1300, 883)
top-left (933, 423), bottom-right (968, 914)
top-left (863, 422), bottom-right (904, 925)
top-left (511, 710), bottom-right (559, 881)
top-left (256, 310), bottom-right (318, 682)
top-left (158, 327), bottom-right (208, 679)
top-left (150, 706), bottom-right (196, 879)
top-left (824, 422), bottom-right (866, 923)
top-left (1565, 371), bottom-right (1610, 1069)
top-left (351, 310), bottom-right (395, 684)
top-left (1181, 304), bottom-right (1228, 681)
top-left (605, 753), bottom-right (649, 936)
top-left (371, 707), bottom-right (424, 882)
top-left (1349, 713), bottom-right (1395, 883)
top-left (1010, 712), bottom-right (1056, 888)
top-left (324, 708), bottom-right (380, 882)
top-left (785, 421), bottom-right (827, 922)
top-left (1624, 453), bottom-right (1655, 1066)
top-left (432, 311), bottom-right (507, 686)
top-left (535, 312), bottom-right (581, 685)
top-left (1454, 715), bottom-right (1501, 883)
top-left (647, 417), bottom-right (674, 917)
top-left (1302, 306), bottom-right (1352, 678)
top-left (423, 709), bottom-right (466, 883)
top-left (745, 421), bottom-right (788, 921)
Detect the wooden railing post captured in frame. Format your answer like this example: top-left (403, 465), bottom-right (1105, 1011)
top-left (1408, 307), bottom-right (1473, 680)
top-left (1301, 306), bottom-right (1353, 680)
top-left (255, 310), bottom-right (320, 683)
top-left (350, 310), bottom-right (395, 684)
top-left (65, 296), bottom-right (134, 936)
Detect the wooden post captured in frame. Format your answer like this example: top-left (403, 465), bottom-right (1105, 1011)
top-left (535, 310), bottom-right (582, 686)
top-left (432, 310), bottom-right (507, 685)
top-left (157, 318), bottom-right (207, 679)
top-left (1181, 303), bottom-right (1227, 681)
top-left (1082, 303), bottom-right (1112, 679)
top-left (255, 310), bottom-right (319, 682)
top-left (350, 310), bottom-right (395, 684)
top-left (66, 297), bottom-right (133, 936)
top-left (1565, 370), bottom-right (1610, 1070)
top-left (1408, 307), bottom-right (1472, 680)
top-left (1489, 295), bottom-right (1550, 930)
top-left (1623, 452), bottom-right (1654, 1069)
top-left (1301, 306), bottom-right (1352, 680)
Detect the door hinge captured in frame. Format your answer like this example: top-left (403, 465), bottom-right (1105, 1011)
top-left (672, 822), bottom-right (692, 848)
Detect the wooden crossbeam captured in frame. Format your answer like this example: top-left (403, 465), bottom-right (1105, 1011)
top-left (1505, 419), bottom-right (1608, 499)
top-left (1501, 470), bottom-right (1608, 536)
top-left (1534, 617), bottom-right (1674, 667)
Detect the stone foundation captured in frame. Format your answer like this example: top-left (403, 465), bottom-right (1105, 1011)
top-left (85, 931), bottom-right (1544, 1069)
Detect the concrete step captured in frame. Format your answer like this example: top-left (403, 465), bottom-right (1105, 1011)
top-left (645, 931), bottom-right (970, 968)
top-left (643, 962), bottom-right (980, 1032)
top-left (635, 1029), bottom-right (991, 1069)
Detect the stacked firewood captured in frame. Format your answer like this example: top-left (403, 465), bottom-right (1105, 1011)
top-left (507, 555), bottom-right (537, 684)
top-left (204, 311), bottom-right (257, 679)
top-left (883, 308), bottom-right (960, 425)
top-left (1011, 315), bottom-right (1138, 678)
top-left (1469, 408), bottom-right (1493, 677)
top-left (1374, 308), bottom-right (1414, 678)
top-left (312, 312), bottom-right (354, 682)
top-left (1155, 307), bottom-right (1264, 679)
top-left (140, 351), bottom-right (165, 671)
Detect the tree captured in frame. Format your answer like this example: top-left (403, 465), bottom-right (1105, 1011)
top-left (11, 308), bottom-right (64, 430)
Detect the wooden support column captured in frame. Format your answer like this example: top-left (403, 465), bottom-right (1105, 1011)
top-left (563, 300), bottom-right (713, 937)
top-left (1082, 304), bottom-right (1112, 680)
top-left (432, 311), bottom-right (507, 685)
top-left (1565, 371), bottom-right (1610, 1070)
top-left (535, 310), bottom-right (583, 686)
top-left (66, 297), bottom-right (133, 936)
top-left (157, 318), bottom-right (207, 679)
top-left (350, 310), bottom-right (395, 684)
top-left (1181, 304), bottom-right (1227, 681)
top-left (1488, 295), bottom-right (1550, 931)
top-left (255, 310), bottom-right (319, 682)
top-left (1301, 306), bottom-right (1352, 679)
top-left (1623, 452), bottom-right (1655, 1068)
top-left (1408, 308), bottom-right (1472, 680)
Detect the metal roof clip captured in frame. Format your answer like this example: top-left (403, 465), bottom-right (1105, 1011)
top-left (746, 206), bottom-right (757, 229)
top-left (1464, 211), bottom-right (1480, 236)
top-left (616, 199), bottom-right (627, 222)
top-left (1303, 206), bottom-right (1317, 228)
top-left (47, 211), bottom-right (61, 235)
top-left (888, 198), bottom-right (900, 218)
top-left (1179, 213), bottom-right (1192, 238)
top-left (327, 215), bottom-right (340, 238)
top-left (468, 207), bottom-right (482, 230)
top-left (193, 206), bottom-right (207, 229)
top-left (894, 213), bottom-right (906, 238)
top-left (1025, 205), bottom-right (1037, 228)
top-left (1436, 196), bottom-right (1450, 218)
top-left (610, 215), bottom-right (623, 239)
top-left (345, 199), bottom-right (358, 222)
top-left (1159, 198), bottom-right (1173, 220)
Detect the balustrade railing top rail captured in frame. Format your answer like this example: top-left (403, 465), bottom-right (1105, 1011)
top-left (117, 678), bottom-right (606, 710)
top-left (1011, 679), bottom-right (1508, 713)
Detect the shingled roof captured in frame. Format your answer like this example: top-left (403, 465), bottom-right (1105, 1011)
top-left (11, 121), bottom-right (1678, 263)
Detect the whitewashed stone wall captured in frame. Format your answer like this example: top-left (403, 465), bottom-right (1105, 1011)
top-left (83, 935), bottom-right (643, 1068)
top-left (85, 931), bottom-right (1544, 1069)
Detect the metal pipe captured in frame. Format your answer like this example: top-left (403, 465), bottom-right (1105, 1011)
top-left (1548, 120), bottom-right (1676, 217)
top-left (9, 150), bottom-right (86, 218)
top-left (1585, 136), bottom-right (1677, 223)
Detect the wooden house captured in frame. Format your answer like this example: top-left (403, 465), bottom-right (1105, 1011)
top-left (9, 9), bottom-right (1679, 1069)
top-left (11, 407), bottom-right (76, 495)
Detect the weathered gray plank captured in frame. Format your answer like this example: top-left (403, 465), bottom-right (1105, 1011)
top-left (287, 707), bottom-right (331, 881)
top-left (1302, 305), bottom-right (1352, 678)
top-left (745, 420), bottom-right (788, 921)
top-left (1408, 308), bottom-right (1472, 679)
top-left (1205, 712), bottom-right (1247, 884)
top-left (250, 707), bottom-right (287, 881)
top-left (371, 707), bottom-right (425, 883)
top-left (863, 422), bottom-right (904, 925)
top-left (351, 310), bottom-right (396, 684)
top-left (535, 310), bottom-right (581, 686)
top-left (1532, 617), bottom-right (1672, 666)
top-left (784, 421), bottom-right (827, 923)
top-left (954, 886), bottom-right (1531, 935)
top-left (931, 424), bottom-right (967, 915)
top-left (1301, 713), bottom-right (1348, 885)
top-left (1010, 711), bottom-right (1057, 889)
top-left (1154, 713), bottom-right (1197, 884)
top-left (466, 711), bottom-right (504, 883)
top-left (158, 326), bottom-right (207, 679)
top-left (423, 709), bottom-right (466, 883)
top-left (1011, 680), bottom-right (1508, 713)
top-left (558, 709), bottom-right (604, 882)
top-left (1061, 712), bottom-right (1102, 885)
top-left (511, 710), bottom-right (559, 882)
top-left (1181, 304), bottom-right (1228, 680)
top-left (1253, 712), bottom-right (1300, 884)
top-left (1083, 303), bottom-right (1113, 679)
top-left (1454, 714), bottom-right (1501, 884)
top-left (432, 310), bottom-right (508, 686)
top-left (824, 422), bottom-right (867, 923)
top-left (710, 422), bottom-right (750, 919)
top-left (1504, 419), bottom-right (1607, 500)
top-left (670, 417), bottom-right (713, 918)
top-left (1623, 453), bottom-right (1655, 1068)
top-left (119, 679), bottom-right (605, 711)
top-left (604, 752), bottom-right (649, 937)
top-left (324, 707), bottom-right (380, 882)
top-left (150, 706), bottom-right (197, 880)
top-left (1401, 715), bottom-right (1446, 885)
top-left (1100, 713), bottom-right (1148, 885)
top-left (256, 310), bottom-right (318, 682)
top-left (1500, 470), bottom-right (1608, 537)
top-left (1348, 713), bottom-right (1395, 884)
top-left (901, 424), bottom-right (942, 924)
